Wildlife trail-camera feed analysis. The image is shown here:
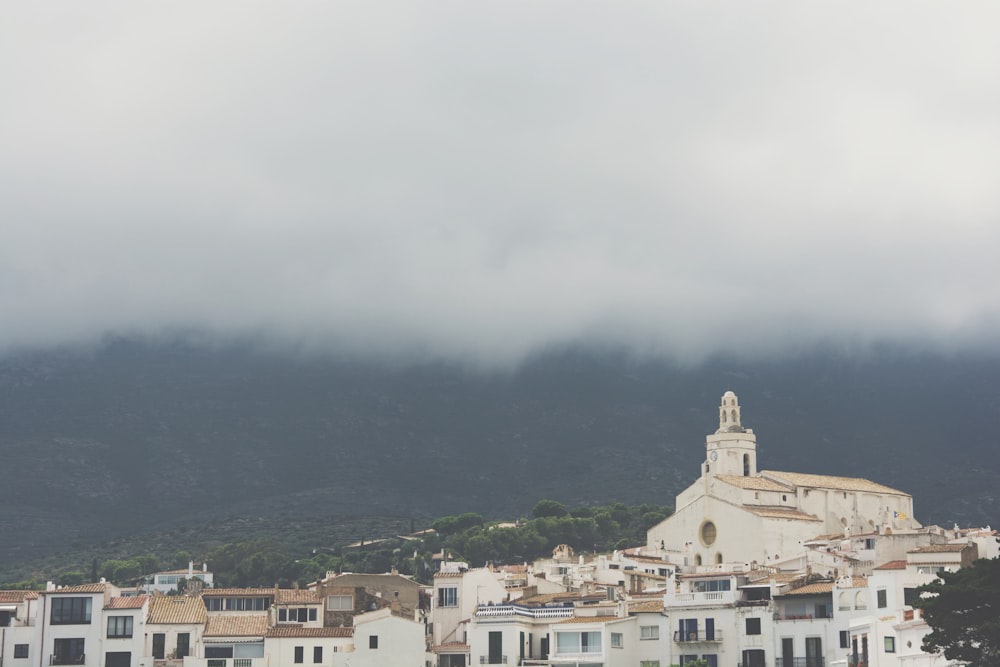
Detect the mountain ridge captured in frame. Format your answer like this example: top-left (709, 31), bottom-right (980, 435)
top-left (2, 340), bottom-right (997, 566)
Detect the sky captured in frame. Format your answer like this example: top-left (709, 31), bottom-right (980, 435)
top-left (2, 2), bottom-right (999, 366)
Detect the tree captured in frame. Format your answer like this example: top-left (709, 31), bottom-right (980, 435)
top-left (532, 499), bottom-right (568, 519)
top-left (915, 557), bottom-right (1000, 666)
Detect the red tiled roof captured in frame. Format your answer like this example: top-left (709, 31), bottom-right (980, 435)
top-left (203, 588), bottom-right (275, 596)
top-left (778, 582), bottom-right (834, 596)
top-left (204, 614), bottom-right (269, 637)
top-left (0, 591), bottom-right (39, 603)
top-left (43, 583), bottom-right (107, 594)
top-left (148, 596), bottom-right (208, 624)
top-left (275, 589), bottom-right (322, 604)
top-left (266, 626), bottom-right (354, 638)
top-left (874, 560), bottom-right (907, 570)
top-left (106, 596), bottom-right (149, 609)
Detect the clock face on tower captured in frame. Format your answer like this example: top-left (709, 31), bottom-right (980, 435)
top-left (709, 451), bottom-right (718, 462)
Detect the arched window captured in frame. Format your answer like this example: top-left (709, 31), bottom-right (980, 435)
top-left (743, 454), bottom-right (750, 476)
top-left (731, 409), bottom-right (737, 422)
top-left (855, 591), bottom-right (867, 610)
top-left (838, 592), bottom-right (851, 611)
top-left (715, 552), bottom-right (723, 564)
top-left (694, 554), bottom-right (702, 566)
top-left (722, 411), bottom-right (727, 423)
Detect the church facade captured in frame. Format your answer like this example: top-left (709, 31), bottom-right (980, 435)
top-left (646, 391), bottom-right (920, 567)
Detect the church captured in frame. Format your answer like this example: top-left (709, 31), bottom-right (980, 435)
top-left (646, 391), bottom-right (920, 567)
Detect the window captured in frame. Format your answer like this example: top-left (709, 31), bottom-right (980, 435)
top-left (327, 595), bottom-right (353, 611)
top-left (611, 633), bottom-right (623, 648)
top-left (294, 646), bottom-right (304, 663)
top-left (700, 521), bottom-right (717, 546)
top-left (555, 631), bottom-right (601, 654)
top-left (877, 589), bottom-right (888, 608)
top-left (313, 647), bottom-right (322, 663)
top-left (691, 579), bottom-right (731, 593)
top-left (438, 587), bottom-right (458, 608)
top-left (702, 655), bottom-right (719, 667)
top-left (14, 644), bottom-right (28, 659)
top-left (884, 637), bottom-right (896, 653)
top-left (679, 655), bottom-right (699, 666)
top-left (280, 607), bottom-right (316, 622)
top-left (177, 633), bottom-right (190, 659)
top-left (745, 618), bottom-right (761, 635)
top-left (50, 597), bottom-right (93, 625)
top-left (152, 634), bottom-right (165, 659)
top-left (840, 631), bottom-right (850, 649)
top-left (52, 638), bottom-right (85, 665)
top-left (104, 652), bottom-right (131, 667)
top-left (369, 635), bottom-right (378, 649)
top-left (107, 616), bottom-right (133, 638)
top-left (640, 625), bottom-right (659, 640)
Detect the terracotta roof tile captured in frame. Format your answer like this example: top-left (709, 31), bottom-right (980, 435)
top-left (716, 475), bottom-right (795, 492)
top-left (433, 572), bottom-right (465, 578)
top-left (0, 591), bottom-right (39, 603)
top-left (204, 614), bottom-right (269, 637)
top-left (778, 582), bottom-right (834, 596)
top-left (874, 560), bottom-right (907, 570)
top-left (762, 471), bottom-right (907, 495)
top-left (432, 642), bottom-right (469, 653)
top-left (628, 599), bottom-right (665, 613)
top-left (556, 615), bottom-right (628, 624)
top-left (908, 544), bottom-right (969, 553)
top-left (743, 507), bottom-right (823, 521)
top-left (43, 583), bottom-right (108, 594)
top-left (275, 589), bottom-right (322, 604)
top-left (266, 626), bottom-right (354, 638)
top-left (148, 596), bottom-right (208, 624)
top-left (106, 596), bottom-right (149, 609)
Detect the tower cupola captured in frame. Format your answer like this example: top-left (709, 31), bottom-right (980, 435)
top-left (717, 390), bottom-right (745, 434)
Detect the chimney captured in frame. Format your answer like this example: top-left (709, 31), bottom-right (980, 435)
top-left (189, 561), bottom-right (194, 577)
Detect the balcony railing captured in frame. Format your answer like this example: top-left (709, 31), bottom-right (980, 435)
top-left (50, 655), bottom-right (85, 666)
top-left (668, 591), bottom-right (736, 606)
top-left (673, 630), bottom-right (724, 643)
top-left (476, 604), bottom-right (574, 619)
top-left (479, 655), bottom-right (508, 664)
top-left (775, 658), bottom-right (824, 667)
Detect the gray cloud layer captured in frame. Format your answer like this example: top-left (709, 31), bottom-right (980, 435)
top-left (2, 2), bottom-right (999, 364)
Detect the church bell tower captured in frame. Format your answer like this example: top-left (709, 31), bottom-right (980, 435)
top-left (705, 391), bottom-right (757, 477)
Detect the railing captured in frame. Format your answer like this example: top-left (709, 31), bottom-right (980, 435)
top-left (50, 656), bottom-right (85, 666)
top-left (673, 630), bottom-right (724, 642)
top-left (476, 604), bottom-right (574, 619)
top-left (775, 658), bottom-right (825, 667)
top-left (668, 591), bottom-right (736, 606)
top-left (775, 613), bottom-right (829, 621)
top-left (479, 655), bottom-right (508, 664)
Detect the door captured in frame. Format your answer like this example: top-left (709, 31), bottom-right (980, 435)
top-left (782, 637), bottom-right (794, 666)
top-left (806, 637), bottom-right (822, 667)
top-left (488, 631), bottom-right (502, 664)
top-left (540, 636), bottom-right (549, 660)
top-left (705, 618), bottom-right (715, 641)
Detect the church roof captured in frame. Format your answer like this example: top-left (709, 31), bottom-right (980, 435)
top-left (743, 506), bottom-right (822, 521)
top-left (761, 471), bottom-right (908, 495)
top-left (716, 475), bottom-right (794, 492)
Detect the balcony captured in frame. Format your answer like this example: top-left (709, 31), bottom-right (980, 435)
top-left (199, 659), bottom-right (265, 667)
top-left (775, 658), bottom-right (824, 667)
top-left (673, 629), bottom-right (724, 643)
top-left (668, 591), bottom-right (736, 607)
top-left (476, 604), bottom-right (574, 619)
top-left (479, 656), bottom-right (508, 664)
top-left (50, 655), bottom-right (85, 666)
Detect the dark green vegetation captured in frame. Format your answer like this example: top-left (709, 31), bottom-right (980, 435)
top-left (2, 339), bottom-right (999, 569)
top-left (915, 557), bottom-right (1000, 666)
top-left (0, 501), bottom-right (669, 589)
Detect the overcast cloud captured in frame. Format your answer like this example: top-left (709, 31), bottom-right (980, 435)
top-left (2, 2), bottom-right (999, 365)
